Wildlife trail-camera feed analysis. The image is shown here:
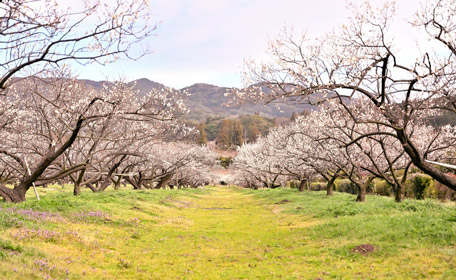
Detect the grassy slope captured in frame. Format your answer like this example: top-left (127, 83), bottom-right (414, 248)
top-left (0, 186), bottom-right (455, 279)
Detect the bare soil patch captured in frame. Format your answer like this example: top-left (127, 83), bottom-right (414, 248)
top-left (351, 244), bottom-right (377, 255)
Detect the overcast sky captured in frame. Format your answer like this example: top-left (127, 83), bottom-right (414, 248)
top-left (74, 0), bottom-right (420, 89)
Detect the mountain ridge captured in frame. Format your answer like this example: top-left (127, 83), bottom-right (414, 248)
top-left (80, 78), bottom-right (314, 121)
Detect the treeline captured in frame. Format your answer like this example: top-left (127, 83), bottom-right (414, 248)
top-left (0, 76), bottom-right (218, 202)
top-left (224, 0), bottom-right (456, 201)
top-left (190, 114), bottom-right (276, 149)
top-left (290, 173), bottom-right (456, 201)
top-left (232, 100), bottom-right (456, 203)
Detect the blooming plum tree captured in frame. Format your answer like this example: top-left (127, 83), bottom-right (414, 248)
top-left (227, 0), bottom-right (456, 191)
top-left (0, 0), bottom-right (154, 92)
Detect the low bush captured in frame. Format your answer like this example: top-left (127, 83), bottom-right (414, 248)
top-left (310, 182), bottom-right (326, 191)
top-left (287, 180), bottom-right (299, 189)
top-left (335, 179), bottom-right (357, 194)
top-left (411, 174), bottom-right (433, 200)
top-left (371, 179), bottom-right (393, 196)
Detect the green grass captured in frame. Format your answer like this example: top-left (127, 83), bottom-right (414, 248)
top-left (0, 185), bottom-right (455, 279)
top-left (242, 188), bottom-right (456, 243)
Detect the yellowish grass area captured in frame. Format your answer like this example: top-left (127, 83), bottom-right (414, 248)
top-left (0, 186), bottom-right (454, 279)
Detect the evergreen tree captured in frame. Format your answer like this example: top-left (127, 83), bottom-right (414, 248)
top-left (247, 123), bottom-right (260, 143)
top-left (216, 120), bottom-right (231, 149)
top-left (233, 120), bottom-right (244, 146)
top-left (216, 119), bottom-right (244, 149)
top-left (290, 112), bottom-right (298, 122)
top-left (197, 122), bottom-right (208, 145)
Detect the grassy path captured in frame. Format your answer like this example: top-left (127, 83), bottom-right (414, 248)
top-left (1, 187), bottom-right (313, 279)
top-left (1, 186), bottom-right (455, 279)
top-left (141, 186), bottom-right (311, 279)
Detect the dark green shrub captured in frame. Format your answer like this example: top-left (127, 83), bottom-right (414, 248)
top-left (412, 175), bottom-right (433, 200)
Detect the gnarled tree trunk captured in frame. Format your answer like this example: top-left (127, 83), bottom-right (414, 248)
top-left (0, 104), bottom-right (97, 203)
top-left (326, 174), bottom-right (339, 196)
top-left (0, 185), bottom-right (20, 203)
top-left (155, 173), bottom-right (174, 189)
top-left (298, 180), bottom-right (307, 192)
top-left (356, 185), bottom-right (366, 202)
top-left (354, 176), bottom-right (375, 203)
top-left (393, 182), bottom-right (403, 203)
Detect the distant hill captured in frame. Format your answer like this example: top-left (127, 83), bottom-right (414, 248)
top-left (79, 78), bottom-right (315, 121)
